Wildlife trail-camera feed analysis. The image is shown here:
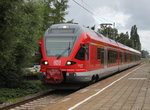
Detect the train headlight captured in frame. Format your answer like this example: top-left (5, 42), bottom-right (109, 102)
top-left (67, 61), bottom-right (72, 65)
top-left (43, 61), bottom-right (49, 65)
top-left (66, 61), bottom-right (76, 66)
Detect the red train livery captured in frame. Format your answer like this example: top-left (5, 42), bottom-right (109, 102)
top-left (39, 24), bottom-right (141, 84)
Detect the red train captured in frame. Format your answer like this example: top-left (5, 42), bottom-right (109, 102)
top-left (39, 24), bottom-right (141, 85)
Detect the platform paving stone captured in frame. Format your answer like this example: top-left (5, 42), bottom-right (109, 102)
top-left (41, 63), bottom-right (150, 110)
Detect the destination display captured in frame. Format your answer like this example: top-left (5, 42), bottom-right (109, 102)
top-left (49, 28), bottom-right (75, 34)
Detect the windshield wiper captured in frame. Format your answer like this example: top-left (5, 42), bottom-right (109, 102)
top-left (56, 42), bottom-right (70, 59)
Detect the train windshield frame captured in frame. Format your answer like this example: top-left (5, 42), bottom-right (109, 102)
top-left (45, 36), bottom-right (76, 57)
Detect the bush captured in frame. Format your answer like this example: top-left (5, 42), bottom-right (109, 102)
top-left (0, 80), bottom-right (46, 104)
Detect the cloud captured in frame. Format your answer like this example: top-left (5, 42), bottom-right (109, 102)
top-left (139, 31), bottom-right (150, 52)
top-left (65, 0), bottom-right (150, 52)
top-left (93, 6), bottom-right (131, 30)
top-left (66, 0), bottom-right (97, 27)
top-left (119, 0), bottom-right (150, 30)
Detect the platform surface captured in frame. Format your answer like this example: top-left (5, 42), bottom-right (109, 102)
top-left (42, 63), bottom-right (150, 110)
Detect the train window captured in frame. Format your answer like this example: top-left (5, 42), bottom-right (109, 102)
top-left (101, 48), bottom-right (104, 65)
top-left (75, 44), bottom-right (89, 61)
top-left (75, 47), bottom-right (85, 60)
top-left (129, 54), bottom-right (133, 62)
top-left (108, 50), bottom-right (118, 65)
top-left (45, 36), bottom-right (76, 57)
top-left (97, 48), bottom-right (101, 60)
top-left (120, 52), bottom-right (123, 63)
top-left (134, 55), bottom-right (136, 61)
top-left (132, 55), bottom-right (134, 61)
top-left (85, 44), bottom-right (89, 60)
top-left (129, 54), bottom-right (132, 62)
top-left (124, 53), bottom-right (128, 62)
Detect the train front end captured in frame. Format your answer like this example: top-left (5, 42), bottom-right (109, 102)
top-left (39, 24), bottom-right (89, 84)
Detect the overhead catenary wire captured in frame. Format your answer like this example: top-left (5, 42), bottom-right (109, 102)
top-left (81, 0), bottom-right (115, 23)
top-left (80, 0), bottom-right (110, 22)
top-left (72, 0), bottom-right (114, 24)
top-left (72, 0), bottom-right (106, 23)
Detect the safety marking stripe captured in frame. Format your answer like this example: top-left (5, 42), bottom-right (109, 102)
top-left (128, 78), bottom-right (147, 80)
top-left (68, 64), bottom-right (145, 110)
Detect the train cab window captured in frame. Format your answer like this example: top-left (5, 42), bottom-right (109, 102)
top-left (75, 44), bottom-right (89, 61)
top-left (75, 47), bottom-right (85, 60)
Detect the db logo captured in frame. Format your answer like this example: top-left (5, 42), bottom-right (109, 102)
top-left (53, 60), bottom-right (61, 65)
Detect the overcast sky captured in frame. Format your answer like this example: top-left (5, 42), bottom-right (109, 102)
top-left (65, 0), bottom-right (150, 53)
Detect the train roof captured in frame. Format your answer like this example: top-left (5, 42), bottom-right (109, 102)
top-left (85, 29), bottom-right (141, 55)
top-left (47, 24), bottom-right (141, 55)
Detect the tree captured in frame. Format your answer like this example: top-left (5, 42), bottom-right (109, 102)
top-left (41, 0), bottom-right (69, 30)
top-left (66, 19), bottom-right (74, 23)
top-left (0, 0), bottom-right (43, 88)
top-left (130, 25), bottom-right (141, 51)
top-left (141, 50), bottom-right (150, 58)
top-left (0, 0), bottom-right (70, 88)
top-left (97, 24), bottom-right (141, 50)
top-left (98, 25), bottom-right (118, 40)
top-left (116, 32), bottom-right (132, 47)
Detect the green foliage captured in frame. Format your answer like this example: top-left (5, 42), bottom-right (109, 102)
top-left (66, 19), bottom-right (74, 23)
top-left (50, 0), bottom-right (68, 24)
top-left (116, 32), bottom-right (132, 47)
top-left (130, 25), bottom-right (141, 51)
top-left (42, 0), bottom-right (68, 30)
top-left (141, 50), bottom-right (150, 58)
top-left (0, 0), bottom-right (24, 88)
top-left (98, 24), bottom-right (141, 50)
top-left (0, 0), bottom-right (69, 88)
top-left (0, 80), bottom-right (46, 104)
top-left (99, 26), bottom-right (118, 40)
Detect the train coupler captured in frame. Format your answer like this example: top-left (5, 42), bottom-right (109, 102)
top-left (45, 68), bottom-right (64, 84)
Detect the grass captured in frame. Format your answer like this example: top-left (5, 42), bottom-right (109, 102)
top-left (0, 80), bottom-right (46, 104)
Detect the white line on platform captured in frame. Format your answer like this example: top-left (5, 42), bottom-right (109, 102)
top-left (68, 64), bottom-right (145, 110)
top-left (128, 78), bottom-right (147, 80)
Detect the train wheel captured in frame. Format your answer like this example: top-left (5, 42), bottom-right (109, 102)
top-left (95, 75), bottom-right (99, 82)
top-left (89, 75), bottom-right (96, 84)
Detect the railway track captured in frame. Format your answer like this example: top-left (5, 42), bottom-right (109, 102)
top-left (0, 89), bottom-right (76, 110)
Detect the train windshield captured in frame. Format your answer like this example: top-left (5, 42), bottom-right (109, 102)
top-left (45, 36), bottom-right (76, 57)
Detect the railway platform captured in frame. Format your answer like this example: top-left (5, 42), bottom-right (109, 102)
top-left (42, 63), bottom-right (150, 110)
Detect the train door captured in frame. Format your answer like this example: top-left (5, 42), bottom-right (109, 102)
top-left (89, 43), bottom-right (97, 70)
top-left (104, 46), bottom-right (108, 68)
